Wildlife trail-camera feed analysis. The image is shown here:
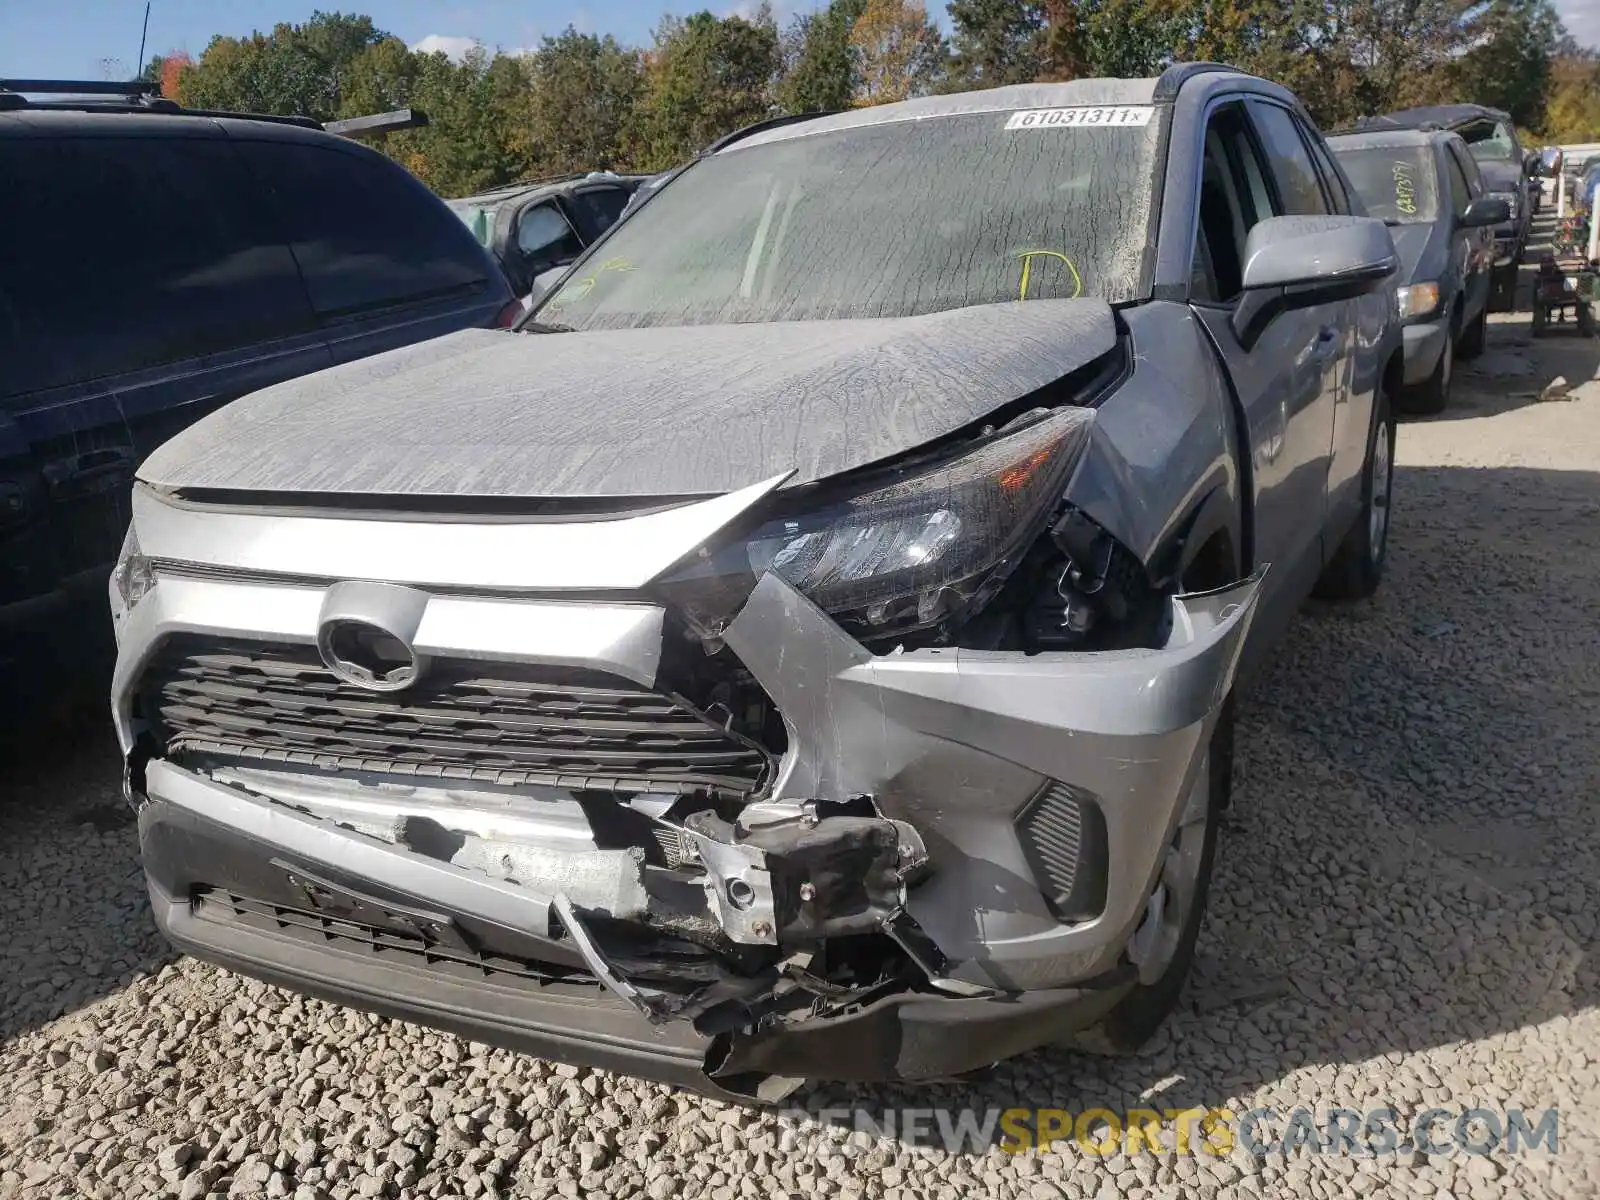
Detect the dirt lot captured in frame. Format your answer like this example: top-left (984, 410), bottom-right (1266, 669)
top-left (2, 259), bottom-right (1598, 1199)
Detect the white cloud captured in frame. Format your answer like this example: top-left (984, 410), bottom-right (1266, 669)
top-left (409, 34), bottom-right (482, 61)
top-left (1557, 0), bottom-right (1600, 50)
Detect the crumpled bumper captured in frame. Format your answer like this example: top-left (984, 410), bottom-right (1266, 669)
top-left (114, 486), bottom-right (1262, 1090)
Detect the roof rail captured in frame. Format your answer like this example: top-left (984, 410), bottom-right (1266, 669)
top-left (323, 107), bottom-right (428, 138)
top-left (1153, 62), bottom-right (1242, 102)
top-left (0, 82), bottom-right (419, 138)
top-left (703, 110), bottom-right (838, 155)
top-left (0, 78), bottom-right (159, 97)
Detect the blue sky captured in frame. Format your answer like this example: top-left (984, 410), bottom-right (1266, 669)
top-left (2, 0), bottom-right (1595, 80)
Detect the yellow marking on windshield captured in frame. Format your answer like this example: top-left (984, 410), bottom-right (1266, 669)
top-left (1393, 161), bottom-right (1418, 215)
top-left (1017, 250), bottom-right (1083, 300)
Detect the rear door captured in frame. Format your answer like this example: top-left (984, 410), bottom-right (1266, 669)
top-left (0, 126), bottom-right (327, 589)
top-left (234, 136), bottom-right (512, 365)
top-left (1446, 140), bottom-right (1494, 320)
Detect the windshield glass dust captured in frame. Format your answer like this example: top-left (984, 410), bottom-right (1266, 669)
top-left (540, 111), bottom-right (1163, 329)
top-left (1334, 147), bottom-right (1440, 223)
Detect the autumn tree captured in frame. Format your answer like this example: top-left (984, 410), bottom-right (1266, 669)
top-left (1542, 44), bottom-right (1600, 140)
top-left (850, 0), bottom-right (947, 104)
top-left (777, 0), bottom-right (867, 112)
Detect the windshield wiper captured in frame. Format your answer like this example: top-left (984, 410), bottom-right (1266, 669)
top-left (519, 320), bottom-right (575, 334)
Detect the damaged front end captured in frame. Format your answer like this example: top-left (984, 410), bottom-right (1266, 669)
top-left (114, 400), bottom-right (1260, 1101)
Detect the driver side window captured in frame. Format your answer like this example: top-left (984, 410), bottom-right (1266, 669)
top-left (1192, 104), bottom-right (1280, 304)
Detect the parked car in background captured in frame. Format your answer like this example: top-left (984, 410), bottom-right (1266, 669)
top-left (113, 65), bottom-right (1400, 1100)
top-left (446, 171), bottom-right (648, 300)
top-left (1329, 128), bottom-right (1507, 413)
top-left (1357, 105), bottom-right (1534, 308)
top-left (0, 81), bottom-right (516, 688)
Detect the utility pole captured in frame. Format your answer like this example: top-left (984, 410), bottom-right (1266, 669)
top-left (136, 2), bottom-right (151, 77)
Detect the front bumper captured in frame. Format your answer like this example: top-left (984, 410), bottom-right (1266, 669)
top-left (138, 765), bottom-right (1132, 1100)
top-left (1401, 320), bottom-right (1450, 386)
top-left (114, 486), bottom-right (1261, 1091)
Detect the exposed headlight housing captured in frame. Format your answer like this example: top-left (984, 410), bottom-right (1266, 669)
top-left (658, 407), bottom-right (1095, 642)
top-left (1396, 281), bottom-right (1440, 320)
top-left (108, 524), bottom-right (156, 637)
top-left (1489, 190), bottom-right (1518, 220)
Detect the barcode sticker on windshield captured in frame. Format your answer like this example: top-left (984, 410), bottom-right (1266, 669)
top-left (1005, 106), bottom-right (1156, 130)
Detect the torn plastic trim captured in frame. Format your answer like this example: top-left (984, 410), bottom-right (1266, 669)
top-left (722, 568), bottom-right (1264, 990)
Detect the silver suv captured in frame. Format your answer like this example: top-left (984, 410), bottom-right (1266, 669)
top-left (112, 65), bottom-right (1400, 1101)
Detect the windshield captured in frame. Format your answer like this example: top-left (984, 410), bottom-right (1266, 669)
top-left (1333, 147), bottom-right (1440, 224)
top-left (1461, 120), bottom-right (1516, 165)
top-left (539, 109), bottom-right (1163, 330)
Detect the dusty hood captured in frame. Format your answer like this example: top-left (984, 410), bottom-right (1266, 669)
top-left (137, 301), bottom-right (1117, 501)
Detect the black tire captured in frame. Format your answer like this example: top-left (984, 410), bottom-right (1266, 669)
top-left (1098, 707), bottom-right (1230, 1052)
top-left (1313, 383), bottom-right (1395, 601)
top-left (1457, 304), bottom-right (1487, 360)
top-left (1402, 324), bottom-right (1452, 415)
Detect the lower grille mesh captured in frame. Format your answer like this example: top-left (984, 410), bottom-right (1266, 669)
top-left (199, 890), bottom-right (601, 991)
top-left (1015, 779), bottom-right (1107, 921)
top-left (141, 637), bottom-right (769, 795)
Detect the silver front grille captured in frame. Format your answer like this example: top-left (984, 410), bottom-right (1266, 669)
top-left (140, 637), bottom-right (770, 795)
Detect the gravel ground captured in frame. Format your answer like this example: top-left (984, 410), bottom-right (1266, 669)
top-left (4, 270), bottom-right (1599, 1199)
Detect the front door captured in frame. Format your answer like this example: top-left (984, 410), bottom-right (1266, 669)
top-left (1185, 102), bottom-right (1345, 657)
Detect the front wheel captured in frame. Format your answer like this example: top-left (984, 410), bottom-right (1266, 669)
top-left (1097, 707), bottom-right (1229, 1051)
top-left (1402, 325), bottom-right (1453, 415)
top-left (1313, 382), bottom-right (1395, 601)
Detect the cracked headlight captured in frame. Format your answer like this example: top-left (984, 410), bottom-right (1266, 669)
top-left (108, 524), bottom-right (155, 634)
top-left (1396, 281), bottom-right (1440, 320)
top-left (660, 407), bottom-right (1095, 641)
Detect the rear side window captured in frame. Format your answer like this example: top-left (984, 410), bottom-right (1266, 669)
top-left (0, 135), bottom-right (312, 398)
top-left (237, 140), bottom-right (489, 317)
top-left (564, 187), bottom-right (631, 242)
top-left (1247, 100), bottom-right (1330, 216)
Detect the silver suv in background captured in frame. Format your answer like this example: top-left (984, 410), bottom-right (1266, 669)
top-left (112, 65), bottom-right (1400, 1100)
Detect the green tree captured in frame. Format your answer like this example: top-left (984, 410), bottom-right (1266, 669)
top-left (526, 29), bottom-right (646, 173)
top-left (337, 36), bottom-right (419, 118)
top-left (850, 0), bottom-right (947, 103)
top-left (178, 10), bottom-right (389, 120)
top-left (633, 10), bottom-right (781, 169)
top-left (946, 0), bottom-right (1045, 88)
top-left (777, 0), bottom-right (867, 111)
top-left (1444, 0), bottom-right (1563, 128)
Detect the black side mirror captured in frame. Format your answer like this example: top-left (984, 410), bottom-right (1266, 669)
top-left (1460, 196), bottom-right (1510, 228)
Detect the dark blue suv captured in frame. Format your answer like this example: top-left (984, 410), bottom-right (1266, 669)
top-left (0, 85), bottom-right (515, 684)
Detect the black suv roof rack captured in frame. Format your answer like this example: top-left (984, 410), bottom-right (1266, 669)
top-left (0, 78), bottom-right (426, 138)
